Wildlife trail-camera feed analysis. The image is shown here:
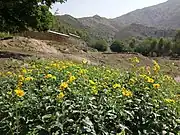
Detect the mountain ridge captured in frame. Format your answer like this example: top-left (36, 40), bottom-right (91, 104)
top-left (55, 0), bottom-right (179, 41)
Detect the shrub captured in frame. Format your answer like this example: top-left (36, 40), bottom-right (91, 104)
top-left (93, 40), bottom-right (108, 52)
top-left (0, 32), bottom-right (12, 38)
top-left (0, 59), bottom-right (179, 134)
top-left (110, 40), bottom-right (124, 52)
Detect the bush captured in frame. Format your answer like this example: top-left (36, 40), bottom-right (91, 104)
top-left (110, 40), bottom-right (124, 52)
top-left (0, 32), bottom-right (12, 38)
top-left (0, 59), bottom-right (179, 134)
top-left (93, 40), bottom-right (108, 52)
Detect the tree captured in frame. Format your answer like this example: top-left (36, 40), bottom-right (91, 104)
top-left (36, 6), bottom-right (54, 31)
top-left (0, 0), bottom-right (67, 32)
top-left (129, 38), bottom-right (136, 49)
top-left (157, 38), bottom-right (164, 56)
top-left (173, 31), bottom-right (180, 55)
top-left (110, 40), bottom-right (124, 52)
top-left (93, 40), bottom-right (108, 52)
top-left (163, 40), bottom-right (172, 56)
top-left (134, 39), bottom-right (151, 56)
top-left (149, 39), bottom-right (157, 56)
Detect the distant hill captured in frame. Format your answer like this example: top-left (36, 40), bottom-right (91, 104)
top-left (115, 23), bottom-right (176, 40)
top-left (55, 0), bottom-right (180, 42)
top-left (113, 0), bottom-right (180, 29)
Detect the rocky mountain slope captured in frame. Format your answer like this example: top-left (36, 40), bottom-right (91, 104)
top-left (113, 0), bottom-right (180, 29)
top-left (56, 0), bottom-right (180, 41)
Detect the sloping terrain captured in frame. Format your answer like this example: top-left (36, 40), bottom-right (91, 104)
top-left (113, 0), bottom-right (180, 29)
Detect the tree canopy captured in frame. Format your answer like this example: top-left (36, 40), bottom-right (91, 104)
top-left (0, 0), bottom-right (67, 32)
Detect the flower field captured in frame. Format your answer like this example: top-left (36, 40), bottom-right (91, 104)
top-left (0, 57), bottom-right (180, 134)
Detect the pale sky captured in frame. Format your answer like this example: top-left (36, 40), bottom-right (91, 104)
top-left (51, 0), bottom-right (167, 18)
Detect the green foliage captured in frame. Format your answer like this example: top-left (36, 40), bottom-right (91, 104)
top-left (134, 39), bottom-right (151, 56)
top-left (35, 6), bottom-right (54, 31)
top-left (0, 32), bottom-right (12, 38)
top-left (0, 59), bottom-right (179, 134)
top-left (92, 40), bottom-right (108, 52)
top-left (110, 40), bottom-right (124, 52)
top-left (129, 38), bottom-right (136, 49)
top-left (173, 31), bottom-right (180, 55)
top-left (0, 0), bottom-right (67, 32)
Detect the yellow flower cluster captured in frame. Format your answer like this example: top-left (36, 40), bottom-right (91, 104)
top-left (25, 77), bottom-right (34, 81)
top-left (57, 92), bottom-right (65, 99)
top-left (147, 77), bottom-right (154, 83)
top-left (122, 88), bottom-right (133, 97)
top-left (44, 74), bottom-right (56, 80)
top-left (68, 76), bottom-right (76, 83)
top-left (153, 83), bottom-right (160, 89)
top-left (130, 57), bottom-right (140, 64)
top-left (59, 82), bottom-right (68, 90)
top-left (113, 83), bottom-right (121, 89)
top-left (153, 60), bottom-right (160, 74)
top-left (14, 88), bottom-right (25, 97)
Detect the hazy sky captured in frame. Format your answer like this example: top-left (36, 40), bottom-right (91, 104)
top-left (51, 0), bottom-right (167, 18)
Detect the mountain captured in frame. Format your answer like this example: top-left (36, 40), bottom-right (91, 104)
top-left (55, 0), bottom-right (180, 42)
top-left (115, 23), bottom-right (176, 40)
top-left (113, 0), bottom-right (180, 29)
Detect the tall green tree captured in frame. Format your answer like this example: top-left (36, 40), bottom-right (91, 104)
top-left (157, 38), bottom-right (164, 56)
top-left (173, 31), bottom-right (180, 55)
top-left (0, 0), bottom-right (67, 32)
top-left (110, 40), bottom-right (124, 52)
top-left (149, 38), bottom-right (157, 56)
top-left (93, 40), bottom-right (108, 52)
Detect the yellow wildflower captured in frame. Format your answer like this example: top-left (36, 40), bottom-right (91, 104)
top-left (89, 80), bottom-right (96, 85)
top-left (18, 75), bottom-right (25, 81)
top-left (60, 82), bottom-right (68, 90)
top-left (25, 77), bottom-right (33, 81)
top-left (122, 88), bottom-right (133, 97)
top-left (14, 89), bottom-right (25, 97)
top-left (113, 83), bottom-right (121, 89)
top-left (44, 74), bottom-right (53, 78)
top-left (22, 68), bottom-right (27, 74)
top-left (69, 76), bottom-right (76, 83)
top-left (44, 74), bottom-right (56, 79)
top-left (79, 69), bottom-right (88, 74)
top-left (153, 83), bottom-right (160, 89)
top-left (164, 99), bottom-right (175, 104)
top-left (152, 60), bottom-right (160, 73)
top-left (130, 57), bottom-right (140, 63)
top-left (57, 92), bottom-right (65, 99)
top-left (147, 77), bottom-right (154, 83)
top-left (6, 71), bottom-right (12, 75)
top-left (17, 81), bottom-right (23, 88)
top-left (51, 63), bottom-right (59, 68)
